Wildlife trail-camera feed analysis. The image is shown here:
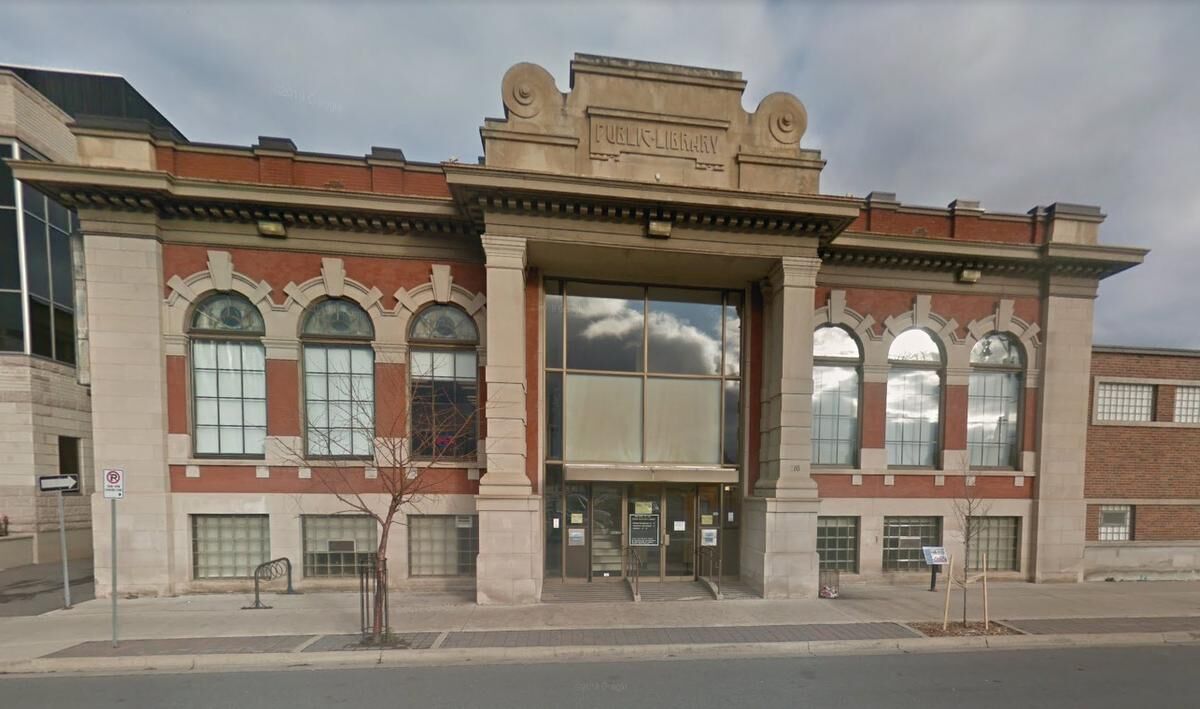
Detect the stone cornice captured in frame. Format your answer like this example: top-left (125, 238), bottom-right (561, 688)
top-left (825, 231), bottom-right (1145, 280)
top-left (444, 163), bottom-right (858, 236)
top-left (8, 161), bottom-right (468, 235)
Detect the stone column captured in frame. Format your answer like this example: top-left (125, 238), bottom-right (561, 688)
top-left (1032, 204), bottom-right (1105, 582)
top-left (82, 210), bottom-right (175, 597)
top-left (743, 256), bottom-right (822, 598)
top-left (475, 235), bottom-right (540, 604)
top-left (1032, 279), bottom-right (1096, 582)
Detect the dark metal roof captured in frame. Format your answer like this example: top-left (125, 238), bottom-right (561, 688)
top-left (0, 64), bottom-right (184, 141)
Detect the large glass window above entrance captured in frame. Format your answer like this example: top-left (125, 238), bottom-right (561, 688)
top-left (545, 280), bottom-right (742, 466)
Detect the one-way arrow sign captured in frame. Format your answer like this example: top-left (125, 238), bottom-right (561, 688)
top-left (39, 475), bottom-right (79, 492)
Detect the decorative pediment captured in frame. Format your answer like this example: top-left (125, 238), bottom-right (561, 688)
top-left (482, 54), bottom-right (825, 195)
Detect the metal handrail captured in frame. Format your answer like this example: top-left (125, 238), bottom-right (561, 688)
top-left (698, 546), bottom-right (722, 599)
top-left (241, 557), bottom-right (298, 610)
top-left (623, 546), bottom-right (641, 601)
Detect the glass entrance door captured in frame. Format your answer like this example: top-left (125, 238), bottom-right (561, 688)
top-left (628, 484), bottom-right (662, 579)
top-left (664, 486), bottom-right (696, 578)
top-left (590, 484), bottom-right (624, 579)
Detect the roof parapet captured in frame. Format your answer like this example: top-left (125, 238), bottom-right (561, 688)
top-left (253, 136), bottom-right (297, 153)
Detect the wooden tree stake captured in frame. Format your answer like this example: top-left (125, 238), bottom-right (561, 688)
top-left (942, 554), bottom-right (954, 631)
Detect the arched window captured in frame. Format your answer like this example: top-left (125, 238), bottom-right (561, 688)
top-left (189, 293), bottom-right (266, 456)
top-left (812, 326), bottom-right (861, 466)
top-left (301, 299), bottom-right (375, 457)
top-left (886, 329), bottom-right (943, 467)
top-left (968, 332), bottom-right (1024, 467)
top-left (408, 304), bottom-right (478, 459)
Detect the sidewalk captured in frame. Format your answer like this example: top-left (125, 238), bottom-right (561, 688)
top-left (2, 580), bottom-right (1198, 674)
top-left (0, 561), bottom-right (95, 618)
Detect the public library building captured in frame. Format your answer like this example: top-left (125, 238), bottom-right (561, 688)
top-left (10, 54), bottom-right (1196, 605)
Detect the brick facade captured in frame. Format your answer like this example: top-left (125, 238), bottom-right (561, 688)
top-left (1086, 349), bottom-right (1200, 501)
top-left (15, 53), bottom-right (1185, 595)
top-left (1083, 347), bottom-right (1200, 578)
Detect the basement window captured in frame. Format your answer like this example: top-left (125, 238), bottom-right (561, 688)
top-left (1098, 505), bottom-right (1132, 542)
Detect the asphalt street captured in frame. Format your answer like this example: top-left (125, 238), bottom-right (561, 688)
top-left (3, 644), bottom-right (1199, 708)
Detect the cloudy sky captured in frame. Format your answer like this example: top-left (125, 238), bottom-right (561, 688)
top-left (4, 1), bottom-right (1196, 348)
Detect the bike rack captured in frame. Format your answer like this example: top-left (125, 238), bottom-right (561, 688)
top-left (241, 557), bottom-right (299, 610)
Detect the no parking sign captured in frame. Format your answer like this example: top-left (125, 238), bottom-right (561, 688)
top-left (103, 468), bottom-right (124, 499)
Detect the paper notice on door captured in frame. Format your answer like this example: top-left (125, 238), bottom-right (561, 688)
top-left (570, 513), bottom-right (584, 524)
top-left (727, 511), bottom-right (735, 522)
top-left (553, 517), bottom-right (560, 529)
top-left (701, 514), bottom-right (714, 526)
top-left (673, 520), bottom-right (686, 532)
top-left (635, 501), bottom-right (653, 514)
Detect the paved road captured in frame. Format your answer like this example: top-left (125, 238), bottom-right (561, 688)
top-left (3, 645), bottom-right (1199, 708)
top-left (0, 561), bottom-right (94, 617)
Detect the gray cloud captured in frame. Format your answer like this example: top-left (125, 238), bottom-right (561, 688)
top-left (3, 0), bottom-right (1195, 347)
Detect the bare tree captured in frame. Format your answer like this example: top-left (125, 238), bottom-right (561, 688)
top-left (950, 454), bottom-right (991, 627)
top-left (281, 351), bottom-right (480, 643)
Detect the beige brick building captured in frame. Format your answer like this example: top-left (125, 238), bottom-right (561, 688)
top-left (0, 66), bottom-right (183, 570)
top-left (9, 54), bottom-right (1193, 602)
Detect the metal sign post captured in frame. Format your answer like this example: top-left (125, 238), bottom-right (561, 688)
top-left (38, 475), bottom-right (79, 609)
top-left (922, 545), bottom-right (950, 591)
top-left (102, 469), bottom-right (125, 648)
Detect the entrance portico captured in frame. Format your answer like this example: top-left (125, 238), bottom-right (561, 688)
top-left (450, 53), bottom-right (857, 604)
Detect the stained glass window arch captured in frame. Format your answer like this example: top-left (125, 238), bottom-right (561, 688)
top-left (188, 292), bottom-right (266, 456)
top-left (301, 299), bottom-right (374, 340)
top-left (970, 332), bottom-right (1024, 368)
top-left (409, 304), bottom-right (478, 344)
top-left (408, 304), bottom-right (478, 459)
top-left (301, 299), bottom-right (375, 458)
top-left (190, 292), bottom-right (265, 335)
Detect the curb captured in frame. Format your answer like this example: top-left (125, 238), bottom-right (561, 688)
top-left (3, 630), bottom-right (1200, 677)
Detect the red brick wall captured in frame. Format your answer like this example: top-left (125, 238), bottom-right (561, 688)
top-left (166, 355), bottom-right (188, 434)
top-left (162, 245), bottom-right (487, 496)
top-left (815, 474), bottom-right (1031, 499)
top-left (162, 244), bottom-right (485, 308)
top-left (1086, 351), bottom-right (1200, 500)
top-left (1085, 503), bottom-right (1200, 542)
top-left (170, 465), bottom-right (478, 494)
top-left (814, 287), bottom-right (1041, 340)
top-left (861, 381), bottom-right (887, 449)
top-left (374, 362), bottom-right (407, 439)
top-left (265, 359), bottom-right (300, 437)
top-left (154, 145), bottom-right (451, 198)
top-left (944, 384), bottom-right (968, 450)
top-left (1135, 505), bottom-right (1200, 541)
top-left (1085, 505), bottom-right (1099, 542)
top-left (849, 206), bottom-right (1043, 245)
top-left (1091, 351), bottom-right (1200, 380)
